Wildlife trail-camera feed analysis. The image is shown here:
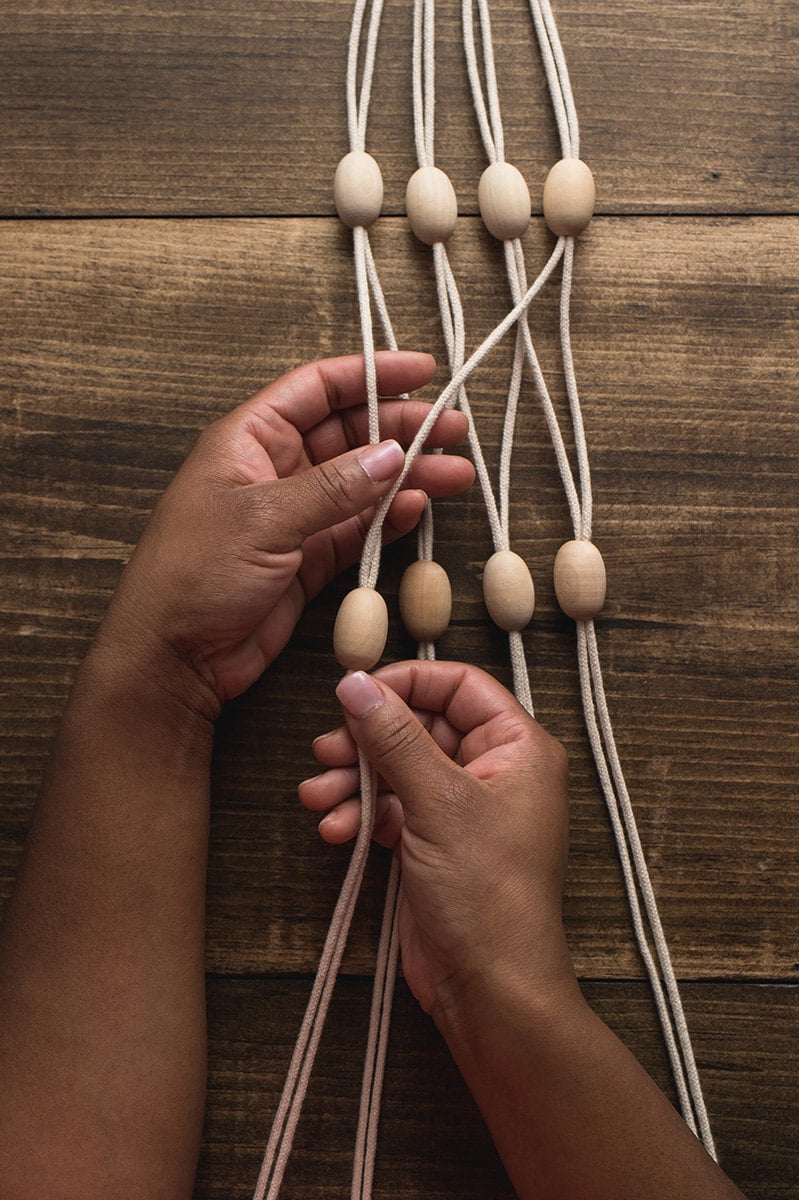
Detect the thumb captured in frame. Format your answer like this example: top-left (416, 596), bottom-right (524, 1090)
top-left (257, 439), bottom-right (406, 551)
top-left (335, 670), bottom-right (469, 842)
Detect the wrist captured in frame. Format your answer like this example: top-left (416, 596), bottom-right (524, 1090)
top-left (431, 928), bottom-right (585, 1061)
top-left (72, 624), bottom-right (217, 770)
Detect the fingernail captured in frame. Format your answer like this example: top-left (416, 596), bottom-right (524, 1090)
top-left (336, 670), bottom-right (384, 718)
top-left (358, 439), bottom-right (405, 483)
top-left (312, 732), bottom-right (333, 749)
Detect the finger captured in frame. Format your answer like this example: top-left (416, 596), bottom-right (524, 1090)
top-left (298, 765), bottom-right (360, 813)
top-left (402, 452), bottom-right (475, 498)
top-left (306, 399), bottom-right (468, 465)
top-left (372, 659), bottom-right (531, 742)
top-left (312, 726), bottom-right (358, 767)
top-left (246, 438), bottom-right (407, 552)
top-left (318, 792), bottom-right (404, 849)
top-left (295, 473), bottom-right (470, 605)
top-left (242, 352), bottom-right (437, 436)
top-left (371, 660), bottom-right (563, 780)
top-left (334, 671), bottom-right (475, 840)
top-left (311, 705), bottom-right (462, 766)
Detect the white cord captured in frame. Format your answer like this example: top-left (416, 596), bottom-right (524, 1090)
top-left (463, 0), bottom-right (716, 1155)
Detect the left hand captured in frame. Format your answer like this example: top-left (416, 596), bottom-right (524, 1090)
top-left (94, 352), bottom-right (473, 717)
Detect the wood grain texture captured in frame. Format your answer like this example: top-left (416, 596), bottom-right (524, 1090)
top-left (1, 4), bottom-right (797, 1186)
top-left (0, 0), bottom-right (796, 217)
top-left (1, 216), bottom-right (797, 981)
top-left (197, 977), bottom-right (798, 1199)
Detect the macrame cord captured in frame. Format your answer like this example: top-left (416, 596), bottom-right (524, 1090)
top-left (252, 1), bottom-right (717, 1193)
top-left (461, 0), bottom-right (715, 1153)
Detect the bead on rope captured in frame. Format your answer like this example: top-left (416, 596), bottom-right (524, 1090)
top-left (478, 160), bottom-right (532, 241)
top-left (399, 559), bottom-right (452, 642)
top-left (406, 164), bottom-right (458, 245)
top-left (334, 149), bottom-right (384, 228)
top-left (543, 156), bottom-right (595, 236)
top-left (553, 539), bottom-right (606, 621)
top-left (483, 549), bottom-right (536, 631)
top-left (333, 586), bottom-right (389, 670)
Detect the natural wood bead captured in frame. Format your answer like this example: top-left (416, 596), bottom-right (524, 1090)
top-left (478, 161), bottom-right (531, 241)
top-left (399, 560), bottom-right (452, 642)
top-left (333, 587), bottom-right (388, 670)
top-left (406, 166), bottom-right (458, 245)
top-left (543, 158), bottom-right (595, 236)
top-left (333, 151), bottom-right (383, 228)
top-left (553, 540), bottom-right (606, 620)
top-left (482, 550), bottom-right (535, 632)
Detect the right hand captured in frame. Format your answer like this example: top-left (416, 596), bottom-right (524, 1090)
top-left (300, 661), bottom-right (576, 1022)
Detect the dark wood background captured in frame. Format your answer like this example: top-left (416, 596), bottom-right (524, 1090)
top-left (1, 1), bottom-right (797, 1196)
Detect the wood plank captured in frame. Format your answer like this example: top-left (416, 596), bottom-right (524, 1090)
top-left (1, 216), bottom-right (797, 978)
top-left (1, 1), bottom-right (796, 216)
top-left (197, 976), bottom-right (798, 1199)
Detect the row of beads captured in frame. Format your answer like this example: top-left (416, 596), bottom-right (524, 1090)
top-left (334, 150), bottom-right (595, 240)
top-left (333, 541), bottom-right (606, 669)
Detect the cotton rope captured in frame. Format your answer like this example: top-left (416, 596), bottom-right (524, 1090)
top-left (463, 0), bottom-right (716, 1155)
top-left (254, 0), bottom-right (717, 1192)
top-left (252, 3), bottom-right (389, 1195)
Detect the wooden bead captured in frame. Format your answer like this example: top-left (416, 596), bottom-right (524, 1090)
top-left (399, 560), bottom-right (452, 642)
top-left (553, 540), bottom-right (606, 620)
top-left (406, 166), bottom-right (458, 245)
top-left (482, 550), bottom-right (535, 632)
top-left (478, 161), bottom-right (531, 241)
top-left (333, 151), bottom-right (384, 228)
top-left (542, 158), bottom-right (595, 236)
top-left (333, 587), bottom-right (388, 670)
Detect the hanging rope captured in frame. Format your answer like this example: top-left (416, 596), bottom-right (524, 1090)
top-left (462, 0), bottom-right (716, 1156)
top-left (255, 1), bottom-right (717, 1193)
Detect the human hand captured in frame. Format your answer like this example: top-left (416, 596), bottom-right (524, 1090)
top-left (93, 353), bottom-right (473, 718)
top-left (300, 660), bottom-right (575, 1022)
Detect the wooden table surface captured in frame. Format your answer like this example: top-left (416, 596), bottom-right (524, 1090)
top-left (1, 2), bottom-right (797, 1196)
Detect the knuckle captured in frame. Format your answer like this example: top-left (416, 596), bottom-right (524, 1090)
top-left (312, 458), bottom-right (354, 509)
top-left (375, 712), bottom-right (426, 763)
top-left (532, 726), bottom-right (570, 785)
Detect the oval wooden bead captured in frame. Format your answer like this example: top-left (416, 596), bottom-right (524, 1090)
top-left (553, 540), bottom-right (606, 620)
top-left (482, 550), bottom-right (535, 632)
top-left (334, 151), bottom-right (384, 228)
top-left (478, 161), bottom-right (531, 241)
top-left (542, 158), bottom-right (595, 236)
top-left (333, 587), bottom-right (388, 670)
top-left (406, 166), bottom-right (458, 245)
top-left (399, 560), bottom-right (452, 642)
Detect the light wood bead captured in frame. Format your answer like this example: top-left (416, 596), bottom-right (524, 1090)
top-left (482, 550), bottom-right (535, 632)
top-left (553, 540), bottom-right (606, 620)
top-left (405, 166), bottom-right (458, 245)
top-left (399, 560), bottom-right (452, 642)
top-left (542, 158), bottom-right (595, 236)
top-left (333, 151), bottom-right (384, 228)
top-left (333, 587), bottom-right (388, 670)
top-left (478, 161), bottom-right (531, 241)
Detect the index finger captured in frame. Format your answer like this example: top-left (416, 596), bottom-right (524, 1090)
top-left (242, 351), bottom-right (438, 434)
top-left (371, 659), bottom-right (535, 754)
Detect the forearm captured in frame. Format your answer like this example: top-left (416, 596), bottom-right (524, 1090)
top-left (436, 961), bottom-right (746, 1200)
top-left (0, 637), bottom-right (214, 1199)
